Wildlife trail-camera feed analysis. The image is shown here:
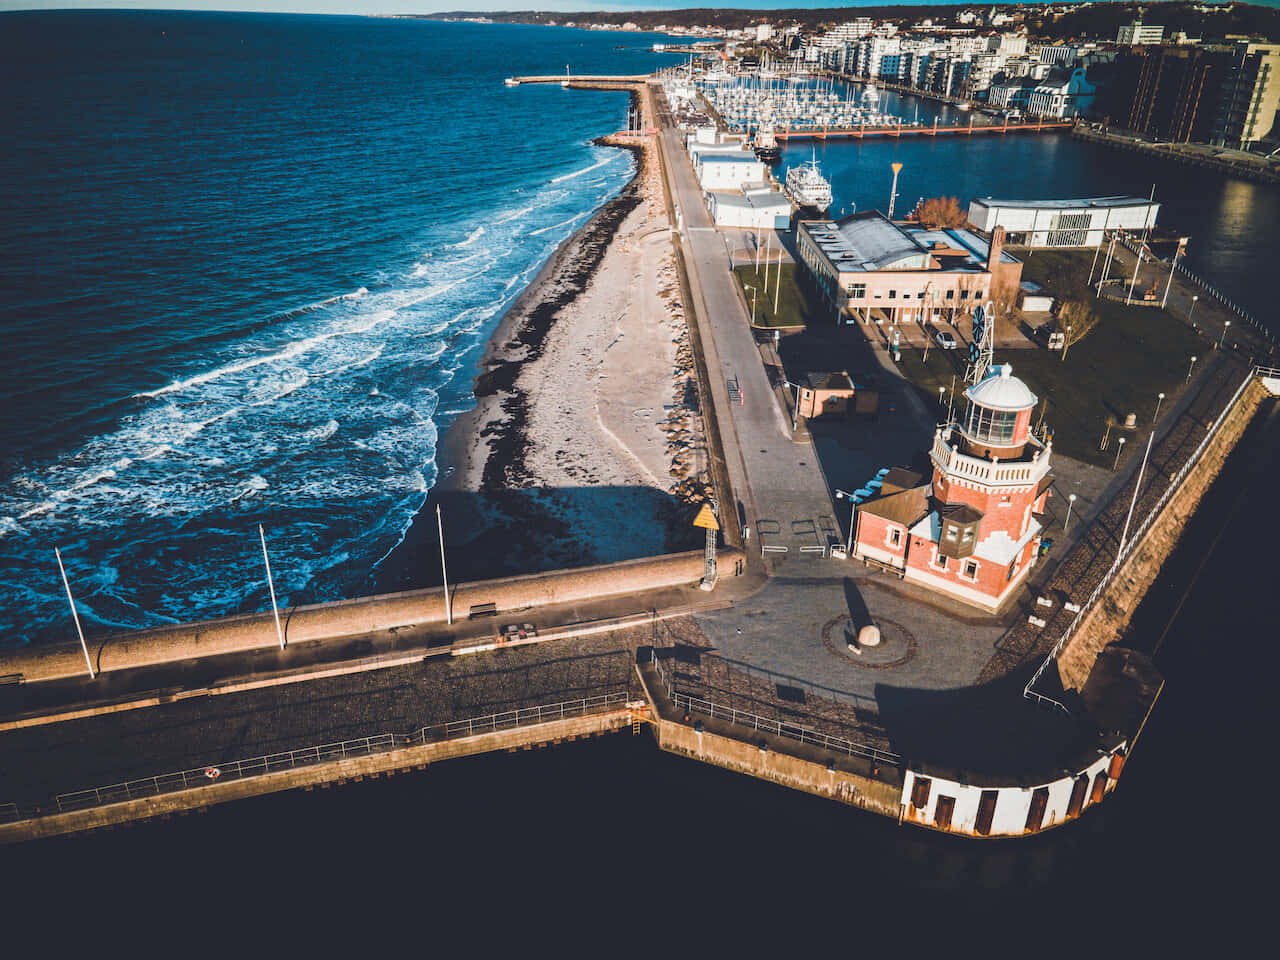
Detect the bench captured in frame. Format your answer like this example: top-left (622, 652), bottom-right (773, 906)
top-left (468, 602), bottom-right (498, 619)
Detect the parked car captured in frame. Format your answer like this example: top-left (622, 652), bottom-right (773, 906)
top-left (935, 330), bottom-right (958, 350)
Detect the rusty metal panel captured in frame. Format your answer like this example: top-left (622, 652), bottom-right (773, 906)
top-left (1067, 774), bottom-right (1089, 818)
top-left (934, 795), bottom-right (955, 830)
top-left (975, 789), bottom-right (998, 836)
top-left (911, 775), bottom-right (932, 810)
top-left (1090, 770), bottom-right (1109, 807)
top-left (1025, 787), bottom-right (1049, 833)
top-left (1108, 752), bottom-right (1125, 781)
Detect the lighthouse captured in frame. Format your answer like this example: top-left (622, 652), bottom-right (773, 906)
top-left (852, 364), bottom-right (1053, 611)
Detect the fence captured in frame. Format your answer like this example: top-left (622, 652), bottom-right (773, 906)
top-left (1023, 365), bottom-right (1259, 713)
top-left (648, 650), bottom-right (901, 767)
top-left (1114, 234), bottom-right (1271, 343)
top-left (5, 692), bottom-right (633, 823)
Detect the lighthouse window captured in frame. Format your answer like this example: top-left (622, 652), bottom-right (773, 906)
top-left (966, 405), bottom-right (1019, 444)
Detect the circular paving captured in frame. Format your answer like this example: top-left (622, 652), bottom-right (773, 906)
top-left (821, 614), bottom-right (917, 669)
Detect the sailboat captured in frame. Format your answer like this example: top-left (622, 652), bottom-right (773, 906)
top-left (561, 64), bottom-right (571, 88)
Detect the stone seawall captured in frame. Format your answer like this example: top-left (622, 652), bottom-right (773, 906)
top-left (1, 549), bottom-right (740, 684)
top-left (1057, 378), bottom-right (1269, 691)
top-left (1, 707), bottom-right (639, 843)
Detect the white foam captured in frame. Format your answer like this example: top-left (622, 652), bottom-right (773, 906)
top-left (531, 213), bottom-right (587, 237)
top-left (551, 153), bottom-right (621, 184)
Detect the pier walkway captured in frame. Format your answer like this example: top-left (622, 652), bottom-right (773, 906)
top-left (774, 118), bottom-right (1072, 141)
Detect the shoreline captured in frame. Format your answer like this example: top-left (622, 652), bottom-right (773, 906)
top-left (374, 102), bottom-right (706, 593)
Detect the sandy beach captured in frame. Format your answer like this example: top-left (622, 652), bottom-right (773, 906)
top-left (375, 98), bottom-right (707, 591)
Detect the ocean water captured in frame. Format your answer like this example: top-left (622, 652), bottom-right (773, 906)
top-left (0, 12), bottom-right (680, 646)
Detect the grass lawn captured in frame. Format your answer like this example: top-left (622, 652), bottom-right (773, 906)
top-left (894, 268), bottom-right (1211, 467)
top-left (733, 263), bottom-right (828, 328)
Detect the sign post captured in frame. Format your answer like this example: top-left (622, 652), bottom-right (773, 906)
top-left (693, 501), bottom-right (720, 590)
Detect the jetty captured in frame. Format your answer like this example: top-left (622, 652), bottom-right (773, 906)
top-left (3, 72), bottom-right (1277, 845)
top-left (774, 118), bottom-right (1072, 141)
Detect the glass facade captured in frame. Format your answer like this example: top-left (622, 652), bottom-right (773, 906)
top-left (965, 403), bottom-right (1019, 445)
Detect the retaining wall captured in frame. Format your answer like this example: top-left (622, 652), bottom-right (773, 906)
top-left (2, 548), bottom-right (740, 684)
top-left (1056, 378), bottom-right (1268, 690)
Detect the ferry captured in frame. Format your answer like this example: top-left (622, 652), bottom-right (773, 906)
top-left (785, 156), bottom-right (833, 214)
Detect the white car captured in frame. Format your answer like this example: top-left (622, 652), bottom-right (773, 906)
top-left (935, 330), bottom-right (958, 350)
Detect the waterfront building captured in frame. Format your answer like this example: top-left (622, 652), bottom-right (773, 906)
top-left (1118, 20), bottom-right (1165, 46)
top-left (695, 153), bottom-right (766, 191)
top-left (1027, 66), bottom-right (1096, 118)
top-left (966, 196), bottom-right (1159, 248)
top-left (851, 364), bottom-right (1052, 612)
top-left (1212, 42), bottom-right (1280, 149)
top-left (795, 212), bottom-right (1023, 325)
top-left (707, 185), bottom-right (792, 230)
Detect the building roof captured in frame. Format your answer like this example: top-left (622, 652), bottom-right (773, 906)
top-left (972, 196), bottom-right (1158, 212)
top-left (879, 468), bottom-right (923, 496)
top-left (805, 211), bottom-right (930, 272)
top-left (964, 363), bottom-right (1037, 411)
top-left (805, 371), bottom-right (855, 391)
top-left (858, 483), bottom-right (930, 527)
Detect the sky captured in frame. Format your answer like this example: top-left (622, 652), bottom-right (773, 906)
top-left (2, 1), bottom-right (1277, 18)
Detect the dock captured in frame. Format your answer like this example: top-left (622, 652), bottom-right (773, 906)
top-left (774, 118), bottom-right (1073, 141)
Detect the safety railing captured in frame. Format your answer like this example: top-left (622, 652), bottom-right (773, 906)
top-left (39, 693), bottom-right (633, 819)
top-left (649, 651), bottom-right (900, 767)
top-left (1024, 365), bottom-right (1259, 712)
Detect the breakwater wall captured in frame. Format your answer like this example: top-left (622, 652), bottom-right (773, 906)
top-left (0, 548), bottom-right (740, 685)
top-left (2, 696), bottom-right (642, 843)
top-left (1056, 375), bottom-right (1271, 691)
top-left (1072, 124), bottom-right (1280, 186)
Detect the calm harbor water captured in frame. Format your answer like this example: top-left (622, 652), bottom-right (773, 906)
top-left (2, 13), bottom-right (1276, 912)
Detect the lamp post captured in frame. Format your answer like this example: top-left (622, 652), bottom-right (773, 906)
top-left (1187, 294), bottom-right (1199, 325)
top-left (1061, 323), bottom-right (1072, 361)
top-left (1162, 237), bottom-right (1188, 309)
top-left (1113, 435), bottom-right (1126, 470)
top-left (938, 386), bottom-right (946, 423)
top-left (1064, 493), bottom-right (1078, 533)
top-left (1186, 354), bottom-right (1198, 383)
top-left (835, 489), bottom-right (856, 557)
top-left (1217, 319), bottom-right (1231, 350)
top-left (887, 162), bottom-right (903, 220)
top-left (1153, 391), bottom-right (1165, 425)
top-left (745, 284), bottom-right (757, 325)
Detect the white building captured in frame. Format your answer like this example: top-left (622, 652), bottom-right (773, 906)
top-left (1117, 20), bottom-right (1165, 45)
top-left (708, 185), bottom-right (792, 230)
top-left (1027, 66), bottom-right (1095, 118)
top-left (967, 196), bottom-right (1160, 248)
top-left (696, 154), bottom-right (767, 191)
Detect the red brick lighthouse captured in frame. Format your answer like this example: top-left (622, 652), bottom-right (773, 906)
top-left (852, 363), bottom-right (1053, 611)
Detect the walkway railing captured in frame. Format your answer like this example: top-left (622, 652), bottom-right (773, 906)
top-left (649, 650), bottom-right (901, 767)
top-left (1114, 234), bottom-right (1270, 342)
top-left (6, 692), bottom-right (632, 822)
top-left (1023, 365), bottom-right (1259, 712)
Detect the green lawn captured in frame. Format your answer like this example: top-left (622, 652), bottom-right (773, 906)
top-left (894, 266), bottom-right (1210, 467)
top-left (733, 263), bottom-right (828, 328)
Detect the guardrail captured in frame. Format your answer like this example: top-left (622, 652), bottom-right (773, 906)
top-left (649, 651), bottom-right (900, 767)
top-left (5, 692), bottom-right (633, 824)
top-left (1023, 365), bottom-right (1258, 712)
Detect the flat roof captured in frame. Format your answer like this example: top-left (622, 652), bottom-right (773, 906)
top-left (972, 196), bottom-right (1159, 211)
top-left (802, 212), bottom-right (1019, 274)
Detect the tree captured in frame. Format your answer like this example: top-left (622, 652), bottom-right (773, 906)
top-left (913, 196), bottom-right (966, 229)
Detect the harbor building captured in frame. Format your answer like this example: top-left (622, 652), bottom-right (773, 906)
top-left (967, 196), bottom-right (1160, 248)
top-left (851, 364), bottom-right (1053, 612)
top-left (707, 184), bottom-right (792, 230)
top-left (795, 212), bottom-right (1022, 324)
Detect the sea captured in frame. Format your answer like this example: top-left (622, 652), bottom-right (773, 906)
top-left (2, 12), bottom-right (1277, 922)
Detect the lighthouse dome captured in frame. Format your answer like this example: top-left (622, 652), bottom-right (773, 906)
top-left (964, 363), bottom-right (1037, 412)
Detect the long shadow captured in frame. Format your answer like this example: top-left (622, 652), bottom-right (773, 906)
top-left (372, 484), bottom-right (705, 594)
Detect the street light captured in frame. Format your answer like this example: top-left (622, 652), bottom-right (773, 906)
top-left (835, 489), bottom-right (857, 557)
top-left (745, 284), bottom-right (757, 325)
top-left (1061, 323), bottom-right (1072, 361)
top-left (1064, 493), bottom-right (1078, 533)
top-left (1153, 391), bottom-right (1165, 425)
top-left (938, 386), bottom-right (946, 423)
top-left (1218, 320), bottom-right (1231, 350)
top-left (1187, 294), bottom-right (1199, 325)
top-left (1186, 355), bottom-right (1198, 383)
top-left (1113, 435), bottom-right (1126, 470)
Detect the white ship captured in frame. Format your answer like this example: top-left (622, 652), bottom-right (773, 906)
top-left (784, 157), bottom-right (833, 214)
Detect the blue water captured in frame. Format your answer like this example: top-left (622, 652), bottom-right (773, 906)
top-left (0, 12), bottom-right (686, 645)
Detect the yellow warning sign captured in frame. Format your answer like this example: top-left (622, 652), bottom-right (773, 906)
top-left (692, 503), bottom-right (719, 530)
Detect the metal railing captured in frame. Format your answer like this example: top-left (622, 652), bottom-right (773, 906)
top-left (648, 651), bottom-right (901, 767)
top-left (1023, 365), bottom-right (1259, 712)
top-left (37, 693), bottom-right (633, 820)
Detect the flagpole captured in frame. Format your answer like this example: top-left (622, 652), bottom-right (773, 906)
top-left (438, 504), bottom-right (452, 625)
top-left (55, 548), bottom-right (95, 679)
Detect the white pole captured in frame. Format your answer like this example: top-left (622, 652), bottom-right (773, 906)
top-left (774, 248), bottom-right (782, 314)
top-left (763, 232), bottom-right (771, 290)
top-left (755, 230), bottom-right (762, 273)
top-left (1161, 240), bottom-right (1184, 309)
top-left (259, 524), bottom-right (285, 650)
top-left (1115, 431), bottom-right (1155, 568)
top-left (438, 504), bottom-right (452, 625)
top-left (55, 548), bottom-right (94, 679)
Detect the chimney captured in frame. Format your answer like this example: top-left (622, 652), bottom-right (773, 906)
top-left (987, 225), bottom-right (1005, 273)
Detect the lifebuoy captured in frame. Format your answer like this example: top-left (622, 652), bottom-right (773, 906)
top-left (204, 767), bottom-right (221, 780)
